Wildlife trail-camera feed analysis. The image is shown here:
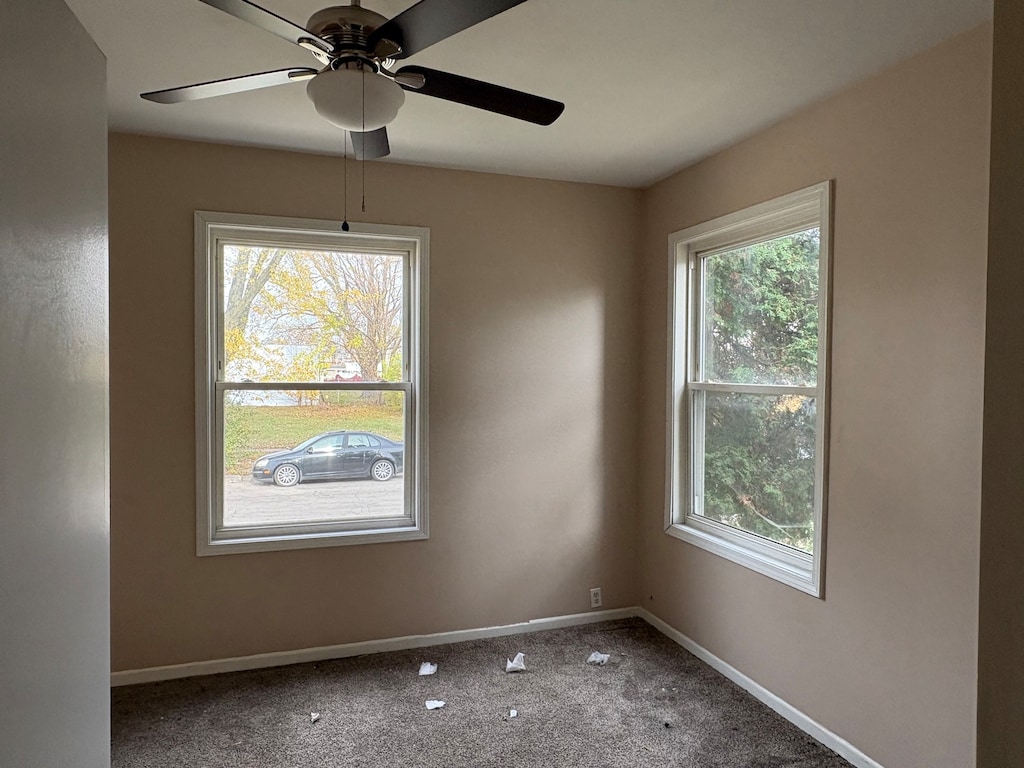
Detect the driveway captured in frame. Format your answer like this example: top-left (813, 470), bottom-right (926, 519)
top-left (223, 474), bottom-right (405, 526)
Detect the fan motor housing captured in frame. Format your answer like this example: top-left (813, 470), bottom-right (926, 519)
top-left (306, 5), bottom-right (388, 51)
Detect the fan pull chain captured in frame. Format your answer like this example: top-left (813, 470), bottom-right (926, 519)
top-left (341, 130), bottom-right (350, 231)
top-left (361, 65), bottom-right (366, 213)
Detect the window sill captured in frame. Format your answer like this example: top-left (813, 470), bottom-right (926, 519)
top-left (197, 524), bottom-right (428, 556)
top-left (664, 521), bottom-right (822, 597)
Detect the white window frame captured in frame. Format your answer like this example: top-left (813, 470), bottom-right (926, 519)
top-left (195, 211), bottom-right (429, 555)
top-left (665, 181), bottom-right (832, 596)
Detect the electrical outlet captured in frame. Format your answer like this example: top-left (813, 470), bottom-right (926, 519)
top-left (589, 587), bottom-right (602, 608)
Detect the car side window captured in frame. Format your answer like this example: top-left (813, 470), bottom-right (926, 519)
top-left (367, 435), bottom-right (381, 448)
top-left (347, 434), bottom-right (371, 448)
top-left (310, 435), bottom-right (343, 452)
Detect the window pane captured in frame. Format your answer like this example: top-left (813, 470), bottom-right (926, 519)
top-left (222, 246), bottom-right (405, 384)
top-left (694, 390), bottom-right (816, 553)
top-left (222, 389), bottom-right (406, 528)
top-left (701, 228), bottom-right (819, 386)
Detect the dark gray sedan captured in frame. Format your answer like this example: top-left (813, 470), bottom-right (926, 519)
top-left (252, 431), bottom-right (404, 487)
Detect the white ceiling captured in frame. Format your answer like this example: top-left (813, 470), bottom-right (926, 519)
top-left (65, 0), bottom-right (992, 188)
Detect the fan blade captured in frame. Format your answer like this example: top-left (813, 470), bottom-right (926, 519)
top-left (368, 0), bottom-right (528, 59)
top-left (351, 128), bottom-right (391, 160)
top-left (198, 0), bottom-right (333, 54)
top-left (141, 68), bottom-right (317, 103)
top-left (396, 66), bottom-right (564, 125)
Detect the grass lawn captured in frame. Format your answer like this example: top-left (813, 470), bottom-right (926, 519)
top-left (225, 399), bottom-right (404, 474)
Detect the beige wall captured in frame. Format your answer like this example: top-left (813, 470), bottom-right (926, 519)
top-left (978, 2), bottom-right (1024, 766)
top-left (638, 26), bottom-right (991, 768)
top-left (109, 134), bottom-right (641, 671)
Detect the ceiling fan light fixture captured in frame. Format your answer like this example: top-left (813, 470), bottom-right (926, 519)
top-left (306, 67), bottom-right (404, 132)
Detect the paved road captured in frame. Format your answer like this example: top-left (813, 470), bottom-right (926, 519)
top-left (223, 474), bottom-right (405, 526)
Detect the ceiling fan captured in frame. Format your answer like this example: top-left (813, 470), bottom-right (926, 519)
top-left (142, 0), bottom-right (565, 159)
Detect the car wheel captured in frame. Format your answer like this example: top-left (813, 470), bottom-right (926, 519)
top-left (273, 463), bottom-right (300, 487)
top-left (370, 459), bottom-right (394, 481)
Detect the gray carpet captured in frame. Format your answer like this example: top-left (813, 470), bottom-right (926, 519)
top-left (111, 618), bottom-right (853, 767)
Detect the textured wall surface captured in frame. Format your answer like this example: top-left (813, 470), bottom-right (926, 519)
top-left (0, 2), bottom-right (110, 766)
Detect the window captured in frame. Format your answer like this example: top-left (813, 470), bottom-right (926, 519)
top-left (666, 182), bottom-right (831, 595)
top-left (195, 212), bottom-right (428, 554)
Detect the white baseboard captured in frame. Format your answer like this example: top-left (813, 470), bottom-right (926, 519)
top-left (110, 607), bottom-right (636, 687)
top-left (636, 608), bottom-right (885, 768)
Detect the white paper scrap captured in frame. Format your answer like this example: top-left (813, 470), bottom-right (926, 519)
top-left (586, 652), bottom-right (611, 666)
top-left (505, 652), bottom-right (526, 673)
top-left (418, 662), bottom-right (438, 676)
top-left (310, 712), bottom-right (321, 723)
top-left (509, 709), bottom-right (518, 718)
top-left (425, 700), bottom-right (446, 710)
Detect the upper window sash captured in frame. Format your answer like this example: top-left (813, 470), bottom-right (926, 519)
top-left (213, 236), bottom-right (415, 387)
top-left (691, 224), bottom-right (822, 389)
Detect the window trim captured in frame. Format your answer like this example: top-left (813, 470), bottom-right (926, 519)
top-left (194, 211), bottom-right (429, 555)
top-left (665, 181), bottom-right (832, 596)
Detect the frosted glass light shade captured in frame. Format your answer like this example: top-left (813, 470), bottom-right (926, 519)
top-left (306, 68), bottom-right (405, 132)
